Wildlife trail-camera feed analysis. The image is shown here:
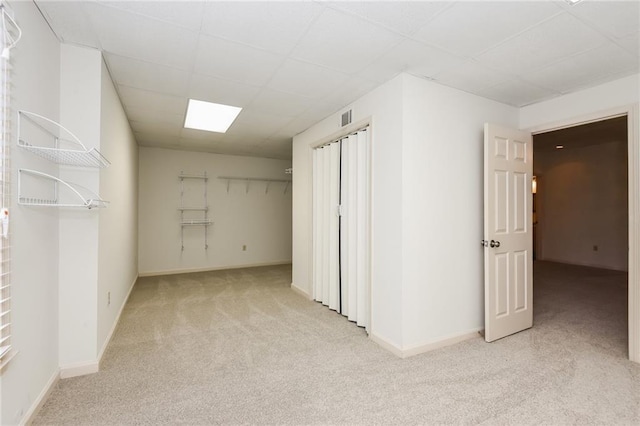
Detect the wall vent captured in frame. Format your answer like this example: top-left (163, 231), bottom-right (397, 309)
top-left (341, 110), bottom-right (352, 127)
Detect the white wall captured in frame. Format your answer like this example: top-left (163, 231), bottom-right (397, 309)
top-left (535, 140), bottom-right (628, 271)
top-left (97, 59), bottom-right (138, 356)
top-left (58, 45), bottom-right (139, 370)
top-left (293, 75), bottom-right (405, 348)
top-left (520, 74), bottom-right (639, 130)
top-left (1, 1), bottom-right (60, 424)
top-left (1, 25), bottom-right (138, 424)
top-left (401, 75), bottom-right (518, 348)
top-left (138, 147), bottom-right (291, 275)
top-left (294, 74), bottom-right (519, 352)
top-left (58, 44), bottom-right (101, 367)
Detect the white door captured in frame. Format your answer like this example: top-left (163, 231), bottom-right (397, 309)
top-left (483, 123), bottom-right (533, 342)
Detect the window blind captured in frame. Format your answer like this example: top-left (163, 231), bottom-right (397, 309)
top-left (0, 2), bottom-right (20, 371)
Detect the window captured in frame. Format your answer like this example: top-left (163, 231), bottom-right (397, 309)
top-left (0, 3), bottom-right (21, 371)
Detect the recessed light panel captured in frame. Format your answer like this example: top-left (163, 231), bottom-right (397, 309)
top-left (184, 99), bottom-right (242, 133)
top-left (556, 145), bottom-right (564, 149)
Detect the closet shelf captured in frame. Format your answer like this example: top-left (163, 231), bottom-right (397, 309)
top-left (18, 169), bottom-right (108, 209)
top-left (180, 219), bottom-right (213, 226)
top-left (179, 173), bottom-right (208, 180)
top-left (178, 207), bottom-right (208, 212)
top-left (180, 171), bottom-right (210, 250)
top-left (218, 176), bottom-right (292, 194)
top-left (17, 111), bottom-right (110, 168)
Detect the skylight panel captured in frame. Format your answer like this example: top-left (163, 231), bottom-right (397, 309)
top-left (184, 99), bottom-right (242, 133)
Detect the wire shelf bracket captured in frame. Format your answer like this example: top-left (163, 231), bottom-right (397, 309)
top-left (17, 110), bottom-right (111, 168)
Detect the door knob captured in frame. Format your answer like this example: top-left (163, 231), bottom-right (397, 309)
top-left (490, 240), bottom-right (501, 248)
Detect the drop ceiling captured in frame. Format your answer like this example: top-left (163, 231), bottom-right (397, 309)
top-left (35, 1), bottom-right (640, 160)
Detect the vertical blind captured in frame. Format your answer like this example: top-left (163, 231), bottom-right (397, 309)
top-left (312, 127), bottom-right (370, 330)
top-left (0, 3), bottom-right (19, 369)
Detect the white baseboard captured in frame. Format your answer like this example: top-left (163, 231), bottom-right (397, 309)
top-left (139, 261), bottom-right (292, 277)
top-left (97, 273), bottom-right (137, 363)
top-left (370, 328), bottom-right (482, 359)
top-left (401, 329), bottom-right (482, 358)
top-left (22, 369), bottom-right (59, 426)
top-left (59, 360), bottom-right (99, 379)
top-left (290, 282), bottom-right (311, 299)
top-left (369, 332), bottom-right (404, 358)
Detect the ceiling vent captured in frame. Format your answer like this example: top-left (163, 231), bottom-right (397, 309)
top-left (341, 110), bottom-right (352, 127)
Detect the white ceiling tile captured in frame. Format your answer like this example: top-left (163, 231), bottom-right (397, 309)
top-left (105, 54), bottom-right (190, 97)
top-left (130, 120), bottom-right (181, 137)
top-left (188, 74), bottom-right (260, 107)
top-left (360, 39), bottom-right (465, 83)
top-left (413, 1), bottom-right (562, 57)
top-left (522, 42), bottom-right (639, 94)
top-left (194, 35), bottom-right (285, 86)
top-left (248, 89), bottom-right (316, 117)
top-left (179, 128), bottom-right (229, 142)
top-left (125, 108), bottom-right (185, 128)
top-left (118, 85), bottom-right (188, 116)
top-left (291, 8), bottom-right (404, 74)
top-left (201, 1), bottom-right (324, 55)
top-left (561, 0), bottom-right (640, 39)
top-left (477, 78), bottom-right (560, 107)
top-left (267, 59), bottom-right (349, 98)
top-left (36, 0), bottom-right (637, 160)
top-left (85, 2), bottom-right (198, 70)
top-left (476, 12), bottom-right (608, 76)
top-left (616, 32), bottom-right (640, 57)
top-left (37, 2), bottom-right (101, 47)
top-left (135, 132), bottom-right (180, 147)
top-left (273, 111), bottom-right (331, 137)
top-left (327, 1), bottom-right (453, 36)
top-left (98, 1), bottom-right (205, 30)
top-left (228, 110), bottom-right (295, 139)
top-left (432, 60), bottom-right (511, 94)
top-left (319, 77), bottom-right (380, 111)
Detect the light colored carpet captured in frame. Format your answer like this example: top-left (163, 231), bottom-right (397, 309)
top-left (33, 262), bottom-right (639, 425)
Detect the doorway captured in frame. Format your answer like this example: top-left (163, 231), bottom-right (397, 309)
top-left (532, 115), bottom-right (629, 356)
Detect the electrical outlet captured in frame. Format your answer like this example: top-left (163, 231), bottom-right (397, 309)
top-left (593, 245), bottom-right (598, 252)
top-left (242, 245), bottom-right (247, 251)
top-left (107, 292), bottom-right (111, 306)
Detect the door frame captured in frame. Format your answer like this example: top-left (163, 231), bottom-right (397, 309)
top-left (525, 104), bottom-right (639, 363)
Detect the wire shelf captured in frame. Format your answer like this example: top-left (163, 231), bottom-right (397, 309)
top-left (180, 219), bottom-right (213, 226)
top-left (17, 111), bottom-right (111, 168)
top-left (18, 169), bottom-right (109, 209)
top-left (218, 176), bottom-right (292, 194)
top-left (177, 207), bottom-right (208, 211)
top-left (18, 142), bottom-right (110, 168)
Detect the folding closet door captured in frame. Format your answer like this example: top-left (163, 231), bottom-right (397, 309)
top-left (312, 127), bottom-right (370, 331)
top-left (312, 142), bottom-right (340, 311)
top-left (340, 129), bottom-right (370, 328)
